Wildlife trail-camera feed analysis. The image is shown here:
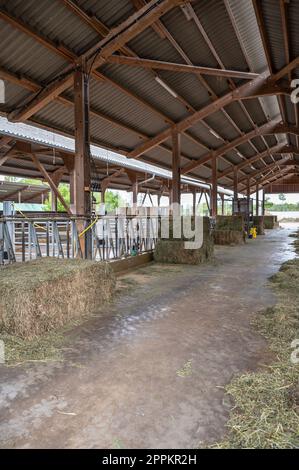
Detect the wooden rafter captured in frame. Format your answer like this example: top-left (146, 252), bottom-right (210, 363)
top-left (106, 55), bottom-right (259, 80)
top-left (7, 0), bottom-right (183, 122)
top-left (127, 70), bottom-right (291, 159)
top-left (215, 143), bottom-right (286, 180)
top-left (181, 118), bottom-right (282, 174)
top-left (30, 154), bottom-right (71, 214)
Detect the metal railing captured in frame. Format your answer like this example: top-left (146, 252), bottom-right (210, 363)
top-left (0, 214), bottom-right (158, 264)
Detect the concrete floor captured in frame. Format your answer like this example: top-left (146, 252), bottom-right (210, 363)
top-left (0, 224), bottom-right (297, 449)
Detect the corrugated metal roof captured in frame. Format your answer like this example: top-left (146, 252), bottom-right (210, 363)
top-left (0, 0), bottom-right (295, 192)
top-left (0, 0), bottom-right (99, 55)
top-left (0, 116), bottom-right (236, 194)
top-left (260, 0), bottom-right (285, 72)
top-left (0, 18), bottom-right (68, 83)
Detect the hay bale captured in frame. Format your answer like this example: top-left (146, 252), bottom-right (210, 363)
top-left (155, 216), bottom-right (213, 264)
top-left (213, 230), bottom-right (245, 245)
top-left (253, 216), bottom-right (265, 235)
top-left (214, 215), bottom-right (245, 245)
top-left (154, 238), bottom-right (214, 265)
top-left (264, 215), bottom-right (279, 229)
top-left (160, 215), bottom-right (210, 240)
top-left (216, 215), bottom-right (244, 232)
top-left (0, 258), bottom-right (115, 339)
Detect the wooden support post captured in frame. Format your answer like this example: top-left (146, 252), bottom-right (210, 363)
top-left (256, 182), bottom-right (259, 216)
top-left (233, 167), bottom-right (238, 201)
top-left (171, 128), bottom-right (181, 207)
top-left (262, 189), bottom-right (265, 215)
top-left (73, 67), bottom-right (92, 258)
top-left (211, 154), bottom-right (218, 217)
top-left (221, 194), bottom-right (225, 215)
top-left (30, 155), bottom-right (71, 214)
top-left (197, 190), bottom-right (203, 207)
top-left (132, 176), bottom-right (138, 207)
top-left (51, 190), bottom-right (57, 212)
top-left (192, 189), bottom-right (196, 215)
top-left (247, 177), bottom-right (251, 216)
top-left (204, 191), bottom-right (210, 215)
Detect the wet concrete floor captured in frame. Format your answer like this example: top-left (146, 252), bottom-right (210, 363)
top-left (0, 224), bottom-right (297, 449)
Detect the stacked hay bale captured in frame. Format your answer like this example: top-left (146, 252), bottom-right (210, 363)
top-left (214, 215), bottom-right (245, 245)
top-left (264, 215), bottom-right (279, 229)
top-left (0, 258), bottom-right (115, 339)
top-left (253, 216), bottom-right (265, 235)
top-left (154, 216), bottom-right (213, 264)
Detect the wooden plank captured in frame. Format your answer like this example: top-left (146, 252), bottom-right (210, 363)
top-left (8, 0), bottom-right (183, 122)
top-left (30, 154), bottom-right (71, 214)
top-left (171, 129), bottom-right (181, 205)
top-left (127, 71), bottom-right (280, 159)
top-left (181, 118), bottom-right (281, 174)
top-left (106, 55), bottom-right (259, 80)
top-left (211, 154), bottom-right (217, 217)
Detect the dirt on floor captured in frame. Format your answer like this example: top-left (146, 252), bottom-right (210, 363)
top-left (0, 223), bottom-right (297, 449)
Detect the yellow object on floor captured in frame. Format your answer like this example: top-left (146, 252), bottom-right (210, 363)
top-left (250, 227), bottom-right (257, 239)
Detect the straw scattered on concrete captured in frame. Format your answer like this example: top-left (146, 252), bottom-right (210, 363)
top-left (210, 256), bottom-right (299, 449)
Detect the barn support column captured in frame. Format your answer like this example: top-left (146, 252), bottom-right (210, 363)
top-left (233, 167), bottom-right (238, 213)
top-left (262, 189), bottom-right (265, 215)
top-left (192, 189), bottom-right (196, 215)
top-left (73, 66), bottom-right (92, 259)
top-left (256, 182), bottom-right (259, 216)
top-left (221, 194), bottom-right (225, 215)
top-left (171, 128), bottom-right (181, 207)
top-left (247, 177), bottom-right (251, 208)
top-left (211, 154), bottom-right (218, 218)
top-left (132, 176), bottom-right (138, 208)
top-left (51, 190), bottom-right (57, 212)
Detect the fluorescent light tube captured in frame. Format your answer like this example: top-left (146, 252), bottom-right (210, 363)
top-left (155, 76), bottom-right (178, 98)
top-left (209, 128), bottom-right (221, 139)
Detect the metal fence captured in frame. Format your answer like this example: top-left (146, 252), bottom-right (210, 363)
top-left (0, 214), bottom-right (158, 264)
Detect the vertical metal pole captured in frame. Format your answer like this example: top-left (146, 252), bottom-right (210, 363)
top-left (211, 154), bottom-right (218, 218)
top-left (171, 128), bottom-right (181, 206)
top-left (233, 167), bottom-right (238, 213)
top-left (256, 182), bottom-right (259, 216)
top-left (74, 66), bottom-right (92, 259)
top-left (21, 221), bottom-right (25, 262)
top-left (262, 189), bottom-right (265, 216)
top-left (192, 189), bottom-right (196, 216)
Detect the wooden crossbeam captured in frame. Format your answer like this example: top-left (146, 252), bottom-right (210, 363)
top-left (127, 71), bottom-right (288, 159)
top-left (30, 154), bottom-right (71, 214)
top-left (0, 185), bottom-right (29, 202)
top-left (238, 157), bottom-right (292, 185)
top-left (106, 55), bottom-right (259, 80)
top-left (181, 118), bottom-right (282, 174)
top-left (8, 0), bottom-right (184, 122)
top-left (216, 143), bottom-right (286, 180)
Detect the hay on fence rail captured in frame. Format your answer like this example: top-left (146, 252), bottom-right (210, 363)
top-left (0, 258), bottom-right (115, 339)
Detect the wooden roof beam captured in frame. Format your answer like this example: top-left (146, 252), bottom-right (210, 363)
top-left (216, 143), bottom-right (286, 180)
top-left (127, 70), bottom-right (288, 159)
top-left (8, 0), bottom-right (183, 122)
top-left (106, 55), bottom-right (259, 80)
top-left (181, 118), bottom-right (282, 174)
top-left (30, 154), bottom-right (71, 214)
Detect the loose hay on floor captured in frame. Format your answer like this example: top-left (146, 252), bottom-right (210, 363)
top-left (0, 258), bottom-right (115, 340)
top-left (210, 257), bottom-right (299, 449)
